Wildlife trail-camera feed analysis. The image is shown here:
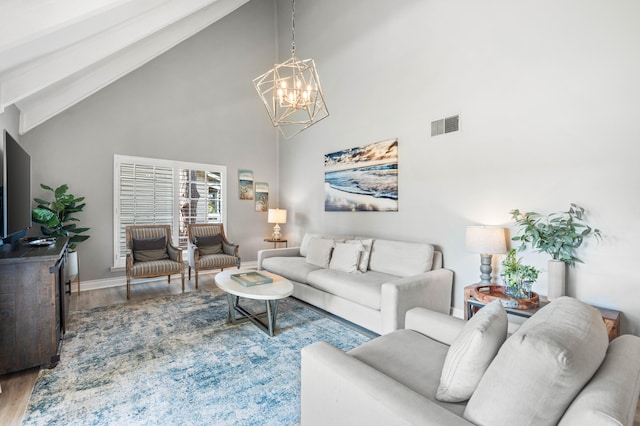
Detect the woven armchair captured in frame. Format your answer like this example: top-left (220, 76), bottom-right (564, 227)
top-left (187, 223), bottom-right (240, 288)
top-left (125, 225), bottom-right (185, 300)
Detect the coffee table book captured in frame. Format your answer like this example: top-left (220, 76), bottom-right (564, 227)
top-left (230, 271), bottom-right (273, 286)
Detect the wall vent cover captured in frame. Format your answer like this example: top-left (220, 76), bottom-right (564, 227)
top-left (431, 115), bottom-right (459, 136)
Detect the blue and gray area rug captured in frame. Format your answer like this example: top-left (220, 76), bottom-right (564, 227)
top-left (23, 290), bottom-right (371, 426)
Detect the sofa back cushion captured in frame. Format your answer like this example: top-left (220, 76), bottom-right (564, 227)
top-left (345, 239), bottom-right (373, 272)
top-left (368, 239), bottom-right (434, 278)
top-left (305, 238), bottom-right (335, 268)
top-left (300, 233), bottom-right (352, 257)
top-left (464, 297), bottom-right (609, 426)
top-left (436, 300), bottom-right (507, 403)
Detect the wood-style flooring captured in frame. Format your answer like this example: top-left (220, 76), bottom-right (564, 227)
top-left (1, 274), bottom-right (639, 425)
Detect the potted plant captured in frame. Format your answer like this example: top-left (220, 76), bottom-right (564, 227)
top-left (32, 184), bottom-right (90, 283)
top-left (510, 203), bottom-right (601, 299)
top-left (501, 249), bottom-right (540, 299)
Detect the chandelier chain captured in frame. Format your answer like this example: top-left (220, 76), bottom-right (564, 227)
top-left (290, 0), bottom-right (296, 57)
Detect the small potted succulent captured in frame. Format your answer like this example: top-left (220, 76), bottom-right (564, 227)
top-left (501, 249), bottom-right (540, 299)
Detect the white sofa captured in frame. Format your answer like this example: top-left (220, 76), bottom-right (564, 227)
top-left (301, 297), bottom-right (640, 426)
top-left (257, 233), bottom-right (453, 335)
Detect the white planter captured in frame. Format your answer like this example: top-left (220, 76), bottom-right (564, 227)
top-left (66, 251), bottom-right (79, 283)
top-left (547, 259), bottom-right (566, 300)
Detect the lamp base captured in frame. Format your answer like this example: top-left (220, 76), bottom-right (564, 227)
top-left (272, 224), bottom-right (281, 240)
top-left (479, 253), bottom-right (493, 284)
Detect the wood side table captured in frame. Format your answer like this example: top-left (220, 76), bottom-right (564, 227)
top-left (464, 284), bottom-right (621, 341)
top-left (264, 238), bottom-right (288, 248)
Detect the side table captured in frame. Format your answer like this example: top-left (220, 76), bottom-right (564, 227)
top-left (264, 238), bottom-right (288, 248)
top-left (464, 284), bottom-right (620, 341)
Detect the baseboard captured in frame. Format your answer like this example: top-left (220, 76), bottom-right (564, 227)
top-left (451, 307), bottom-right (464, 319)
top-left (74, 261), bottom-right (258, 293)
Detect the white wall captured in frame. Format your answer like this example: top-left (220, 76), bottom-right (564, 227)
top-left (276, 0), bottom-right (640, 333)
top-left (21, 0), bottom-right (279, 282)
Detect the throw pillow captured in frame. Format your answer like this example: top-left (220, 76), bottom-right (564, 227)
top-left (463, 297), bottom-right (609, 426)
top-left (346, 239), bottom-right (373, 272)
top-left (194, 234), bottom-right (223, 255)
top-left (329, 243), bottom-right (362, 273)
top-left (436, 300), bottom-right (507, 402)
top-left (305, 238), bottom-right (335, 268)
top-left (132, 236), bottom-right (169, 262)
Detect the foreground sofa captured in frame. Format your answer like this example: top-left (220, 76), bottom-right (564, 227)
top-left (257, 233), bottom-right (453, 334)
top-left (301, 297), bottom-right (640, 425)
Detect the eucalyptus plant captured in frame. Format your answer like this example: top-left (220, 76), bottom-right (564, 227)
top-left (32, 184), bottom-right (90, 252)
top-left (510, 203), bottom-right (601, 266)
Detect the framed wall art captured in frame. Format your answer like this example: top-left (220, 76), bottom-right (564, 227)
top-left (238, 169), bottom-right (254, 200)
top-left (324, 138), bottom-right (398, 212)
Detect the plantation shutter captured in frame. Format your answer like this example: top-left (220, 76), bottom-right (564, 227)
top-left (117, 163), bottom-right (174, 261)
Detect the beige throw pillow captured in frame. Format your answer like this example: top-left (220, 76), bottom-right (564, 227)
top-left (346, 239), bottom-right (373, 272)
top-left (436, 300), bottom-right (507, 402)
top-left (305, 238), bottom-right (335, 268)
top-left (329, 243), bottom-right (362, 273)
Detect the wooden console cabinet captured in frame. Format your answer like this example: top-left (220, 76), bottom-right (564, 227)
top-left (0, 237), bottom-right (69, 374)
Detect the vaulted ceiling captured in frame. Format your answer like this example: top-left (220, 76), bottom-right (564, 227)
top-left (0, 0), bottom-right (251, 134)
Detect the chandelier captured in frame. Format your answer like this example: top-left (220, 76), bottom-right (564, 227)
top-left (253, 0), bottom-right (329, 139)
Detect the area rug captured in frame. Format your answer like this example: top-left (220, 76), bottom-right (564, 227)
top-left (22, 289), bottom-right (371, 426)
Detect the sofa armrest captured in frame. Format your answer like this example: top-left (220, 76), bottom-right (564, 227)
top-left (301, 341), bottom-right (474, 426)
top-left (379, 268), bottom-right (454, 334)
top-left (257, 247), bottom-right (301, 270)
top-left (405, 307), bottom-right (466, 346)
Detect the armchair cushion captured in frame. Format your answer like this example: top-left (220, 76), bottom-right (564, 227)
top-left (464, 297), bottom-right (609, 426)
top-left (436, 300), bottom-right (507, 403)
top-left (132, 236), bottom-right (169, 262)
top-left (194, 234), bottom-right (223, 255)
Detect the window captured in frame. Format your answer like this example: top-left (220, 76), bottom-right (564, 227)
top-left (113, 155), bottom-right (227, 268)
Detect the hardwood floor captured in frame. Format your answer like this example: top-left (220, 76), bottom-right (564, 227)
top-left (1, 273), bottom-right (640, 425)
top-left (0, 273), bottom-right (221, 425)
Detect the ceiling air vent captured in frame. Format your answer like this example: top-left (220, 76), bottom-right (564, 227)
top-left (431, 115), bottom-right (459, 136)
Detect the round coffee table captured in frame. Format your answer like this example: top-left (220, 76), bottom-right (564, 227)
top-left (215, 269), bottom-right (293, 337)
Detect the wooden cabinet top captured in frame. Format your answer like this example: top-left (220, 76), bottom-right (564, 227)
top-left (0, 237), bottom-right (68, 264)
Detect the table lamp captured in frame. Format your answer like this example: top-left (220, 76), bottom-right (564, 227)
top-left (465, 226), bottom-right (507, 284)
top-left (268, 208), bottom-right (287, 240)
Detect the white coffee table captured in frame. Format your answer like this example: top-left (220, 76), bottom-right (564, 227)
top-left (215, 269), bottom-right (294, 337)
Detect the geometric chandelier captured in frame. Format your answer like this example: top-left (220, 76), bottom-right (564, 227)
top-left (253, 0), bottom-right (329, 139)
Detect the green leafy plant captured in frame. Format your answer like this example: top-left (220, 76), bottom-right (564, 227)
top-left (32, 184), bottom-right (90, 251)
top-left (501, 249), bottom-right (540, 287)
top-left (510, 203), bottom-right (601, 266)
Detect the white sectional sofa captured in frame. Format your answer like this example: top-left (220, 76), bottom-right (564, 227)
top-left (257, 233), bottom-right (454, 335)
top-left (301, 297), bottom-right (640, 425)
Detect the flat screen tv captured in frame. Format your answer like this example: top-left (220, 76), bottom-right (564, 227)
top-left (2, 130), bottom-right (32, 245)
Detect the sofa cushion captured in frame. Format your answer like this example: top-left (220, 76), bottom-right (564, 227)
top-left (300, 233), bottom-right (352, 257)
top-left (306, 269), bottom-right (397, 310)
top-left (261, 256), bottom-right (322, 284)
top-left (346, 239), bottom-right (373, 272)
top-left (194, 234), bottom-right (223, 255)
top-left (464, 297), bottom-right (609, 426)
top-left (349, 329), bottom-right (466, 417)
top-left (305, 238), bottom-right (335, 268)
top-left (132, 236), bottom-right (169, 262)
top-left (329, 243), bottom-right (362, 273)
top-left (558, 335), bottom-right (640, 426)
top-left (436, 300), bottom-right (507, 403)
top-left (368, 239), bottom-right (434, 278)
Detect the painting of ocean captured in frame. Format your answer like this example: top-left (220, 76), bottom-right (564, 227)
top-left (324, 138), bottom-right (398, 211)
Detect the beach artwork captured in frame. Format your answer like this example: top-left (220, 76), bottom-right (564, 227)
top-left (238, 169), bottom-right (254, 200)
top-left (255, 182), bottom-right (269, 212)
top-left (324, 138), bottom-right (398, 212)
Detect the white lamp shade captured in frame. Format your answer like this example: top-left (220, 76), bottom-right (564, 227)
top-left (465, 226), bottom-right (507, 254)
top-left (268, 208), bottom-right (287, 224)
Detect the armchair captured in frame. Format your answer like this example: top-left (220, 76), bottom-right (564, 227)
top-left (125, 225), bottom-right (185, 299)
top-left (187, 223), bottom-right (240, 288)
